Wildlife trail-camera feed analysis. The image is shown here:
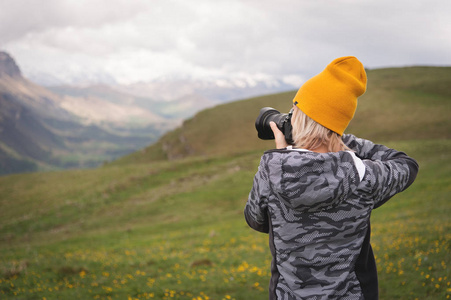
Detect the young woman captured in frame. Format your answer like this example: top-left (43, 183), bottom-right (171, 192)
top-left (245, 56), bottom-right (419, 300)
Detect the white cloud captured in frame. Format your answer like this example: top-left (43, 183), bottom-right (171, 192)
top-left (1, 0), bottom-right (451, 85)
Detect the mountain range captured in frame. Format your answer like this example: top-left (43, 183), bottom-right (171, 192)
top-left (0, 51), bottom-right (297, 175)
top-left (0, 52), bottom-right (168, 175)
top-left (47, 75), bottom-right (299, 121)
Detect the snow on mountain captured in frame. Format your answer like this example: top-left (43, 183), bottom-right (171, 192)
top-left (113, 75), bottom-right (298, 104)
top-left (19, 55), bottom-right (302, 127)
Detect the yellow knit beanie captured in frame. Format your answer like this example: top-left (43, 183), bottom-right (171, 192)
top-left (292, 56), bottom-right (367, 135)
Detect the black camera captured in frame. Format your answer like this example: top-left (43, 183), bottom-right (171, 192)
top-left (255, 107), bottom-right (294, 144)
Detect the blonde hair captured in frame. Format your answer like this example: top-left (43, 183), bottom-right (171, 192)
top-left (291, 106), bottom-right (350, 152)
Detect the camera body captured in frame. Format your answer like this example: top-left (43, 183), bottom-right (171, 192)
top-left (255, 107), bottom-right (294, 145)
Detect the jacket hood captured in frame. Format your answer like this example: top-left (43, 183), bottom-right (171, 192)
top-left (263, 149), bottom-right (364, 212)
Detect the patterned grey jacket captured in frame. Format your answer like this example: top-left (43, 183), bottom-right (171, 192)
top-left (245, 134), bottom-right (418, 300)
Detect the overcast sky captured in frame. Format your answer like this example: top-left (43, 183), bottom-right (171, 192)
top-left (1, 0), bottom-right (450, 86)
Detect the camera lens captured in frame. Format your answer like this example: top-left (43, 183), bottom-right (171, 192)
top-left (255, 107), bottom-right (288, 140)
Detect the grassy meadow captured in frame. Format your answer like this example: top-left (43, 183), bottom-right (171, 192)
top-left (0, 67), bottom-right (450, 299)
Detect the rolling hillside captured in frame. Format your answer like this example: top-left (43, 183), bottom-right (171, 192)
top-left (0, 66), bottom-right (450, 299)
top-left (114, 66), bottom-right (451, 165)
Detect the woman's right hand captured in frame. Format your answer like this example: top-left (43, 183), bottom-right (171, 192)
top-left (270, 122), bottom-right (289, 149)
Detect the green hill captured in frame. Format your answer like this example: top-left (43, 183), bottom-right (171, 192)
top-left (114, 66), bottom-right (450, 165)
top-left (0, 67), bottom-right (450, 299)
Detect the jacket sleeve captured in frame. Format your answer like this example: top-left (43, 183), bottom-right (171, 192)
top-left (244, 157), bottom-right (270, 233)
top-left (342, 134), bottom-right (419, 208)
